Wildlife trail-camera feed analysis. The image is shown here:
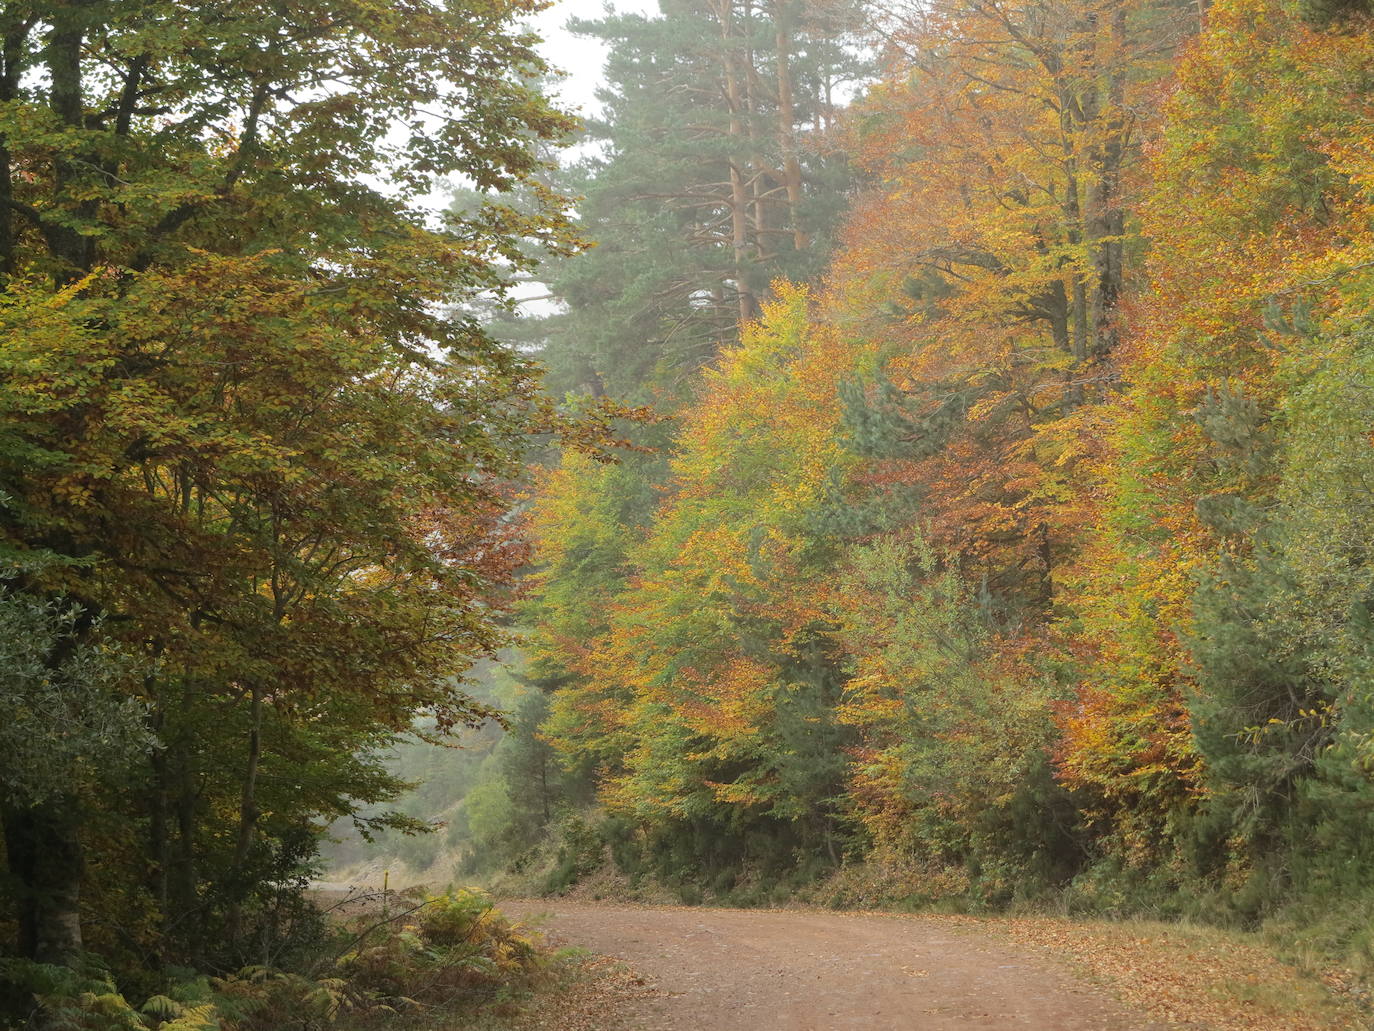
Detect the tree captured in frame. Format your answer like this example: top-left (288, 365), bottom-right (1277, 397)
top-left (536, 286), bottom-right (863, 873)
top-left (1058, 0), bottom-right (1374, 860)
top-left (0, 588), bottom-right (149, 962)
top-left (0, 0), bottom-right (584, 971)
top-left (830, 0), bottom-right (1184, 620)
top-left (833, 534), bottom-right (1078, 894)
top-left (522, 0), bottom-right (866, 403)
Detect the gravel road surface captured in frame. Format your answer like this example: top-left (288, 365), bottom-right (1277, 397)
top-left (500, 900), bottom-right (1164, 1031)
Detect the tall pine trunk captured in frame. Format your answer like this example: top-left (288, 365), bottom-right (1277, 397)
top-left (712, 0), bottom-right (758, 323)
top-left (773, 0), bottom-right (808, 251)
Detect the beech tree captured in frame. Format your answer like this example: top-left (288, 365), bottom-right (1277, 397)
top-left (1060, 0), bottom-right (1374, 860)
top-left (537, 286), bottom-right (861, 870)
top-left (0, 0), bottom-right (584, 969)
top-left (829, 0), bottom-right (1187, 620)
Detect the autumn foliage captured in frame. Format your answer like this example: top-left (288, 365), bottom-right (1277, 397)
top-left (520, 0), bottom-right (1374, 960)
top-left (0, 0), bottom-right (601, 1006)
top-left (10, 0), bottom-right (1374, 1015)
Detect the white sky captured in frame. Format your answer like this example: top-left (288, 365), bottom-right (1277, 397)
top-left (527, 0), bottom-right (661, 119)
top-left (405, 1), bottom-right (656, 218)
top-left (482, 0), bottom-right (660, 312)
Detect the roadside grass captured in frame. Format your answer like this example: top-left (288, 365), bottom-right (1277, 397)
top-left (309, 894), bottom-right (654, 1031)
top-left (305, 887), bottom-right (592, 1031)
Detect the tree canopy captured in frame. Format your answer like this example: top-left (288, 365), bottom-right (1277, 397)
top-left (0, 0), bottom-right (594, 980)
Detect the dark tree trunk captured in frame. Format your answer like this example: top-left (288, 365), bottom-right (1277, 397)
top-left (149, 749), bottom-right (170, 909)
top-left (225, 686), bottom-right (264, 945)
top-left (47, 0), bottom-right (97, 276)
top-left (2, 589), bottom-right (98, 966)
top-left (1089, 4), bottom-right (1129, 362)
top-left (0, 18), bottom-right (33, 277)
top-left (170, 755), bottom-right (202, 964)
top-left (2, 801), bottom-right (84, 963)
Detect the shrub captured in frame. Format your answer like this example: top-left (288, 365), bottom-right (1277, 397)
top-left (1, 892), bottom-right (548, 1031)
top-left (335, 888), bottom-right (543, 1016)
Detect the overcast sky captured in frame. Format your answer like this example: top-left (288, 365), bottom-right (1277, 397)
top-left (527, 0), bottom-right (661, 118)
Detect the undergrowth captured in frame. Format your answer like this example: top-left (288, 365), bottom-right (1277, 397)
top-left (1, 889), bottom-right (562, 1031)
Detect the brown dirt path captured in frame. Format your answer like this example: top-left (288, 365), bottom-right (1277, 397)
top-left (501, 900), bottom-right (1165, 1031)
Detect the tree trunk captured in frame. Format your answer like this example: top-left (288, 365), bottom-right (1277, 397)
top-left (47, 0), bottom-right (96, 275)
top-left (149, 742), bottom-right (171, 920)
top-left (1088, 4), bottom-right (1128, 361)
top-left (225, 686), bottom-right (265, 944)
top-left (0, 20), bottom-right (32, 277)
top-left (711, 0), bottom-right (758, 323)
top-left (2, 590), bottom-right (98, 966)
top-left (741, 0), bottom-right (773, 263)
top-left (773, 0), bottom-right (808, 251)
top-left (1061, 155), bottom-right (1088, 407)
top-left (2, 801), bottom-right (84, 963)
top-left (170, 751), bottom-right (202, 963)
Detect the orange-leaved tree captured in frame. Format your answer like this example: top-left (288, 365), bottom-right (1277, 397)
top-left (830, 0), bottom-right (1183, 626)
top-left (1057, 0), bottom-right (1374, 861)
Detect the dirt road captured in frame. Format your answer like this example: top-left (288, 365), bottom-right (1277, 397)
top-left (501, 900), bottom-right (1164, 1031)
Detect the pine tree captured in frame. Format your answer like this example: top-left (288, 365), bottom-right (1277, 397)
top-left (524, 0), bottom-right (866, 403)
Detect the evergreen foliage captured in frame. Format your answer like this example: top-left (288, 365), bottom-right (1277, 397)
top-left (516, 0), bottom-right (866, 402)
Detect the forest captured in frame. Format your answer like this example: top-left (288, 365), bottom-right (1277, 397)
top-left (3, 0), bottom-right (1374, 1027)
top-left (421, 0), bottom-right (1374, 984)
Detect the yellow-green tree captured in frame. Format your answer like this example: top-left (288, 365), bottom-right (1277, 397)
top-left (538, 286), bottom-right (865, 871)
top-left (0, 0), bottom-right (584, 972)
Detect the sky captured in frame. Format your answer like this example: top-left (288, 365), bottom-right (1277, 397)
top-left (526, 0), bottom-right (661, 119)
top-left (405, 0), bottom-right (657, 220)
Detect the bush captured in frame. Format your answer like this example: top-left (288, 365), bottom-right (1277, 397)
top-left (1, 892), bottom-right (549, 1031)
top-left (213, 968), bottom-right (349, 1031)
top-left (0, 959), bottom-right (219, 1031)
top-left (541, 818), bottom-right (607, 894)
top-left (336, 888), bottom-right (543, 1017)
